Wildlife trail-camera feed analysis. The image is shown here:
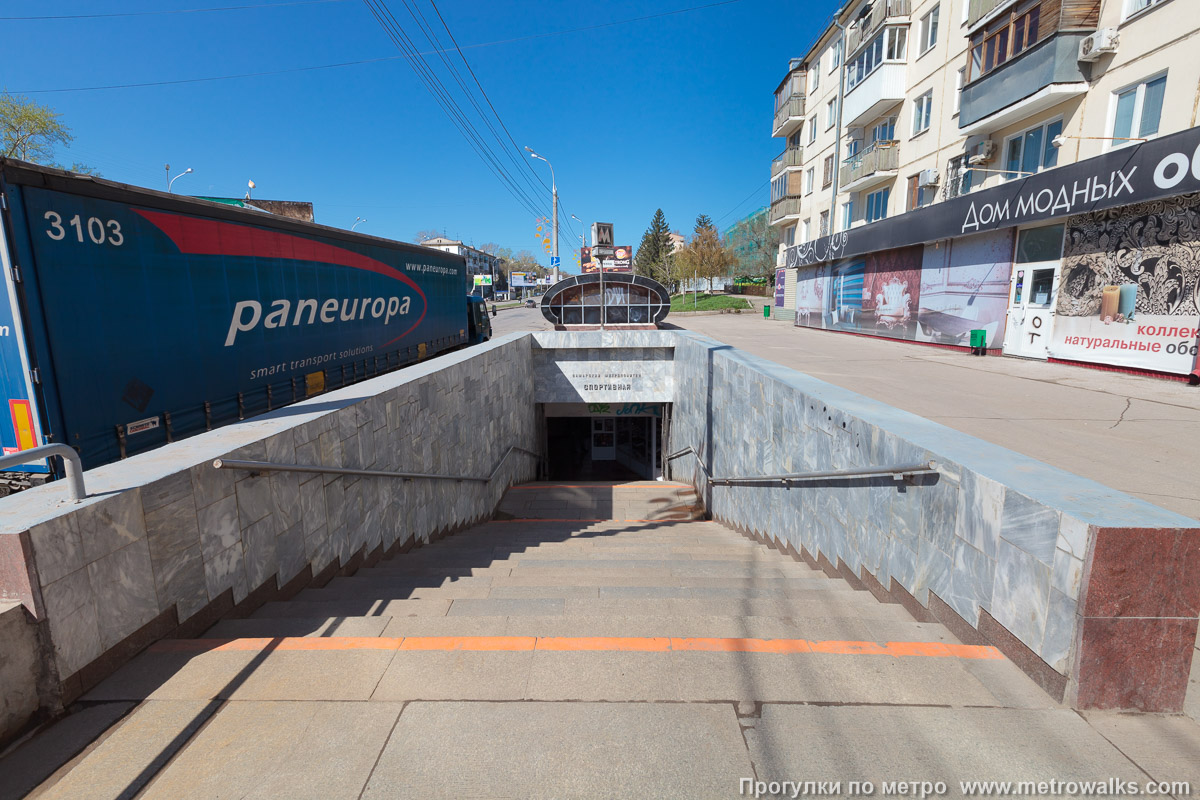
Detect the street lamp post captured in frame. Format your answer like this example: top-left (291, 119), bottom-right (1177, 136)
top-left (569, 213), bottom-right (601, 326)
top-left (525, 147), bottom-right (559, 285)
top-left (167, 167), bottom-right (193, 194)
top-left (352, 216), bottom-right (367, 231)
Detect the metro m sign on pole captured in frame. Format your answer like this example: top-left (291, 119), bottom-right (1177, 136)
top-left (592, 222), bottom-right (614, 248)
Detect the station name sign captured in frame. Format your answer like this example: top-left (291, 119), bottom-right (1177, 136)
top-left (785, 124), bottom-right (1200, 268)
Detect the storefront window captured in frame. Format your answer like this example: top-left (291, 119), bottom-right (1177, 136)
top-left (1015, 224), bottom-right (1064, 263)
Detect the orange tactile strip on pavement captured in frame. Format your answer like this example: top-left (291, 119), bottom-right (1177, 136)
top-left (507, 484), bottom-right (694, 490)
top-left (150, 636), bottom-right (1004, 660)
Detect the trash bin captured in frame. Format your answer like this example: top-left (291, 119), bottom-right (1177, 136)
top-left (763, 304), bottom-right (771, 319)
top-left (969, 329), bottom-right (987, 356)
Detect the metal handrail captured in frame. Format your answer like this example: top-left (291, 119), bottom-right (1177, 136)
top-left (213, 445), bottom-right (540, 484)
top-left (0, 444), bottom-right (86, 501)
top-left (666, 445), bottom-right (938, 485)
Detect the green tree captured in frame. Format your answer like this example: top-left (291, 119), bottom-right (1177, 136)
top-left (694, 213), bottom-right (714, 233)
top-left (1, 92), bottom-right (71, 162)
top-left (677, 223), bottom-right (736, 293)
top-left (633, 208), bottom-right (675, 287)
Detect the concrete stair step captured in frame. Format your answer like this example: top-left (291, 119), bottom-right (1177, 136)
top-left (202, 616), bottom-right (392, 639)
top-left (297, 583), bottom-right (860, 603)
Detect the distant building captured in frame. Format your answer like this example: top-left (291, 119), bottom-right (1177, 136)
top-left (667, 232), bottom-right (686, 253)
top-left (194, 197), bottom-right (315, 223)
top-left (420, 237), bottom-right (501, 294)
top-left (722, 206), bottom-right (770, 269)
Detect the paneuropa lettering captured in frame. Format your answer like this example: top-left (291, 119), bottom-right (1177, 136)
top-left (225, 295), bottom-right (412, 346)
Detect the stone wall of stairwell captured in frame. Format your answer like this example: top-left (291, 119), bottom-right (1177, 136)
top-left (668, 331), bottom-right (1200, 712)
top-left (0, 602), bottom-right (47, 749)
top-left (0, 333), bottom-right (539, 709)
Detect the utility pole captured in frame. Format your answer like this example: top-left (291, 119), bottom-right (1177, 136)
top-left (525, 147), bottom-right (560, 284)
top-left (552, 186), bottom-right (559, 285)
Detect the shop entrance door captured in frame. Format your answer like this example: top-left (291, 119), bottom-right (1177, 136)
top-left (1002, 262), bottom-right (1059, 358)
top-left (1002, 225), bottom-right (1065, 360)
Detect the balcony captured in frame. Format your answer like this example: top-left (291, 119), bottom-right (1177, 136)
top-left (771, 147), bottom-right (805, 176)
top-left (846, 0), bottom-right (911, 55)
top-left (772, 95), bottom-right (806, 138)
top-left (967, 0), bottom-right (1009, 29)
top-left (842, 62), bottom-right (905, 128)
top-left (839, 140), bottom-right (899, 192)
top-left (958, 33), bottom-right (1090, 131)
top-left (769, 196), bottom-right (803, 226)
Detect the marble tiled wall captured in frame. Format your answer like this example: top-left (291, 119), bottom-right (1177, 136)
top-left (531, 331), bottom-right (677, 405)
top-left (0, 335), bottom-right (538, 688)
top-left (668, 332), bottom-right (1200, 710)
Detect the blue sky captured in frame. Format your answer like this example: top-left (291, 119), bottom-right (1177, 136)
top-left (4, 0), bottom-right (830, 273)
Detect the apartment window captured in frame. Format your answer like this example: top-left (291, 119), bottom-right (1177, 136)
top-left (822, 154), bottom-right (835, 188)
top-left (946, 155), bottom-right (974, 199)
top-left (847, 138), bottom-right (861, 158)
top-left (953, 68), bottom-right (964, 115)
top-left (1124, 0), bottom-right (1165, 19)
top-left (826, 99), bottom-right (838, 130)
top-left (902, 175), bottom-right (931, 211)
top-left (842, 201), bottom-right (854, 230)
top-left (801, 219), bottom-right (811, 242)
top-left (967, 0), bottom-right (1041, 82)
top-left (811, 64), bottom-right (820, 93)
top-left (912, 91), bottom-right (933, 135)
top-left (808, 115), bottom-right (818, 144)
top-left (846, 27), bottom-right (907, 91)
top-left (819, 211), bottom-right (830, 237)
top-left (804, 167), bottom-right (815, 195)
top-left (1004, 118), bottom-right (1062, 179)
top-left (830, 39), bottom-right (842, 71)
top-left (789, 131), bottom-right (803, 149)
top-left (919, 5), bottom-right (940, 54)
top-left (785, 225), bottom-right (796, 246)
top-left (870, 116), bottom-right (896, 144)
top-left (771, 174), bottom-right (789, 203)
top-left (864, 188), bottom-right (890, 223)
top-left (1112, 74), bottom-right (1166, 144)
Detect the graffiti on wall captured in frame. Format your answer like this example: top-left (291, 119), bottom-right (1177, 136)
top-left (1051, 193), bottom-right (1200, 373)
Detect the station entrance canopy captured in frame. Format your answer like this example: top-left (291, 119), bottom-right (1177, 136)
top-left (540, 273), bottom-right (670, 327)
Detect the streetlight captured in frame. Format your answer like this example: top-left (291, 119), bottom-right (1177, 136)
top-left (352, 216), bottom-right (367, 231)
top-left (525, 146), bottom-right (559, 284)
top-left (167, 167), bottom-right (192, 193)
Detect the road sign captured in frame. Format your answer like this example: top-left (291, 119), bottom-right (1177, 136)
top-left (550, 256), bottom-right (560, 267)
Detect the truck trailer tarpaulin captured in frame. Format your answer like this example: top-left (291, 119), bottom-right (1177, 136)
top-left (0, 159), bottom-right (469, 481)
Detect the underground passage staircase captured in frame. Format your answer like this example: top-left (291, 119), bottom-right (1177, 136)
top-left (11, 483), bottom-right (1083, 800)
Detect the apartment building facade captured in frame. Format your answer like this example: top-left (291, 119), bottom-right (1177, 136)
top-left (771, 0), bottom-right (1200, 379)
top-left (419, 237), bottom-right (501, 293)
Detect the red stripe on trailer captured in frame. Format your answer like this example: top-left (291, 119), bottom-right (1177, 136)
top-left (133, 208), bottom-right (429, 345)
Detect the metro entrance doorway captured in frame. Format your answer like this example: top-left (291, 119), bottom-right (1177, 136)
top-left (542, 403), bottom-right (664, 482)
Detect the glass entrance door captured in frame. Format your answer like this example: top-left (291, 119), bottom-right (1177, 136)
top-left (1003, 262), bottom-right (1059, 358)
top-left (591, 417), bottom-right (615, 461)
top-left (1002, 225), bottom-right (1064, 360)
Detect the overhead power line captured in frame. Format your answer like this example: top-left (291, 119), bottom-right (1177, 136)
top-left (361, 0), bottom-right (549, 223)
top-left (14, 0), bottom-right (749, 94)
top-left (716, 179), bottom-right (770, 225)
top-left (1, 0), bottom-right (352, 20)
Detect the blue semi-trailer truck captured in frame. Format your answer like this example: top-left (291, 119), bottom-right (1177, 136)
top-left (0, 159), bottom-right (490, 492)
